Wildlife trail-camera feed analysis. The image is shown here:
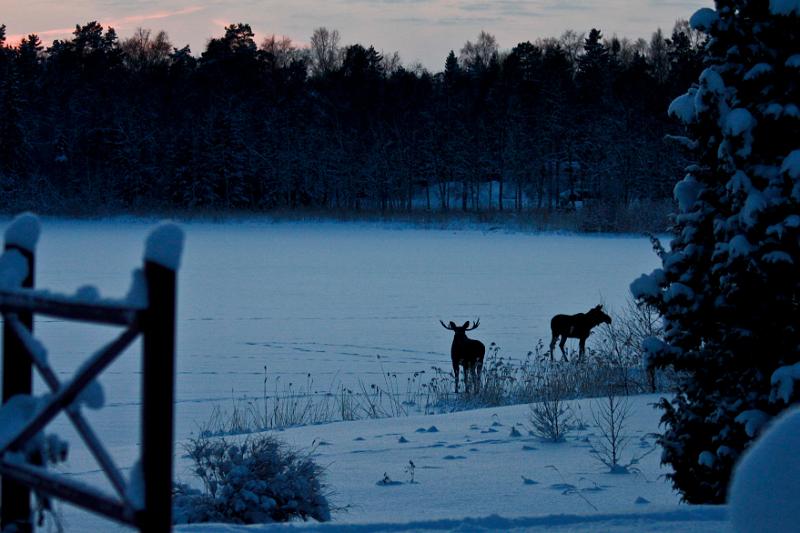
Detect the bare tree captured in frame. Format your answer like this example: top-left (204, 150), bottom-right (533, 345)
top-left (261, 34), bottom-right (298, 68)
top-left (121, 28), bottom-right (172, 71)
top-left (309, 27), bottom-right (341, 77)
top-left (672, 18), bottom-right (706, 49)
top-left (381, 51), bottom-right (402, 75)
top-left (558, 29), bottom-right (585, 72)
top-left (590, 392), bottom-right (632, 472)
top-left (649, 28), bottom-right (670, 84)
top-left (459, 31), bottom-right (498, 72)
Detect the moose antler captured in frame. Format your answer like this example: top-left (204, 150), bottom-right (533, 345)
top-left (466, 318), bottom-right (480, 330)
top-left (440, 320), bottom-right (454, 330)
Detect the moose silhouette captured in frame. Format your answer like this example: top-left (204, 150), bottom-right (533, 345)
top-left (439, 319), bottom-right (485, 394)
top-left (549, 305), bottom-right (611, 362)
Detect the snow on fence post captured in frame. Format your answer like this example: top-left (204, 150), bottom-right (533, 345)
top-left (140, 224), bottom-right (183, 533)
top-left (1, 213), bottom-right (39, 533)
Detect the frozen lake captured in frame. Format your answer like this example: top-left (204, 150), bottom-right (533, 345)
top-left (11, 218), bottom-right (659, 444)
top-left (6, 218), bottom-right (666, 530)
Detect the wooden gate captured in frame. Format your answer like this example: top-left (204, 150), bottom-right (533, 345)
top-left (0, 214), bottom-right (182, 532)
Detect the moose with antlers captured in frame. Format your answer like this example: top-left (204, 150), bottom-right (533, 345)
top-left (440, 319), bottom-right (485, 394)
top-left (549, 305), bottom-right (611, 362)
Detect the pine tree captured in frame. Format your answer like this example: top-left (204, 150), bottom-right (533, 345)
top-left (0, 61), bottom-right (32, 193)
top-left (632, 1), bottom-right (800, 503)
top-left (576, 28), bottom-right (608, 101)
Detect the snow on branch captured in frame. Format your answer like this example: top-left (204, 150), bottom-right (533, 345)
top-left (689, 7), bottom-right (719, 31)
top-left (735, 410), bottom-right (769, 438)
top-left (771, 363), bottom-right (800, 403)
top-left (769, 0), bottom-right (800, 16)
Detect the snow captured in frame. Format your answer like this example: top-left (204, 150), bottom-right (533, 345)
top-left (664, 135), bottom-right (698, 150)
top-left (0, 394), bottom-right (40, 450)
top-left (4, 212), bottom-right (41, 253)
top-left (727, 235), bottom-right (753, 258)
top-left (729, 406), bottom-right (800, 533)
top-left (727, 171), bottom-right (752, 194)
top-left (787, 54), bottom-right (800, 68)
top-left (724, 109), bottom-right (755, 137)
top-left (74, 285), bottom-right (100, 302)
top-left (761, 251), bottom-right (793, 264)
top-left (723, 109), bottom-right (756, 158)
top-left (734, 410), bottom-right (769, 438)
top-left (769, 0), bottom-right (800, 15)
top-left (742, 63), bottom-right (772, 81)
top-left (76, 380), bottom-right (105, 410)
top-left (668, 92), bottom-right (697, 124)
top-left (699, 69), bottom-right (725, 96)
top-left (780, 149), bottom-right (800, 178)
top-left (6, 220), bottom-right (701, 531)
top-left (770, 362), bottom-right (800, 403)
top-left (171, 395), bottom-right (723, 532)
top-left (689, 8), bottom-right (718, 31)
top-left (673, 176), bottom-right (703, 211)
top-left (740, 191), bottom-right (766, 226)
top-left (764, 103), bottom-right (782, 118)
top-left (664, 282), bottom-right (694, 303)
top-left (641, 337), bottom-right (668, 363)
top-left (145, 222), bottom-right (185, 270)
top-left (698, 451), bottom-right (715, 468)
top-left (175, 507), bottom-right (729, 532)
top-left (630, 269), bottom-right (664, 299)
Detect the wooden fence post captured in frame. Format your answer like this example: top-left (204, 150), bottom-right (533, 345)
top-left (140, 260), bottom-right (176, 532)
top-left (1, 245), bottom-right (35, 533)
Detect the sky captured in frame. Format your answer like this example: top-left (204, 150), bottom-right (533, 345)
top-left (2, 0), bottom-right (711, 70)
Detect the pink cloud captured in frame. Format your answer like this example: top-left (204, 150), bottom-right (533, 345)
top-left (5, 6), bottom-right (206, 47)
top-left (6, 27), bottom-right (75, 45)
top-left (113, 5), bottom-right (206, 27)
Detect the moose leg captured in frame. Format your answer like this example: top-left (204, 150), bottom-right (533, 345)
top-left (469, 365), bottom-right (478, 395)
top-left (578, 338), bottom-right (586, 362)
top-left (475, 359), bottom-right (483, 394)
top-left (453, 362), bottom-right (460, 394)
top-left (559, 337), bottom-right (568, 362)
top-left (463, 364), bottom-right (472, 395)
top-left (549, 335), bottom-right (558, 361)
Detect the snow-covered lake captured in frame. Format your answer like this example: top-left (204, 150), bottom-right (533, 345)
top-left (11, 218), bottom-right (668, 530)
top-left (28, 220), bottom-right (659, 444)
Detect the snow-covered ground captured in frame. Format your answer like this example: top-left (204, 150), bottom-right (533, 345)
top-left (0, 218), bottom-right (731, 531)
top-left (171, 395), bottom-right (730, 533)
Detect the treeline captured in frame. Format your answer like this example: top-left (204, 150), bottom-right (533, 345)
top-left (0, 22), bottom-right (704, 228)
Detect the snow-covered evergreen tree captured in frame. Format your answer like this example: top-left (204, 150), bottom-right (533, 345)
top-left (631, 0), bottom-right (799, 503)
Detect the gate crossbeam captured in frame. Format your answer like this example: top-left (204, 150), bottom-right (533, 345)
top-left (0, 459), bottom-right (138, 526)
top-left (5, 314), bottom-right (131, 501)
top-left (0, 324), bottom-right (139, 456)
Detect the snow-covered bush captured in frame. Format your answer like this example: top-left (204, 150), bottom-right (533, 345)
top-left (175, 434), bottom-right (331, 524)
top-left (631, 1), bottom-right (800, 503)
top-left (728, 406), bottom-right (800, 533)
